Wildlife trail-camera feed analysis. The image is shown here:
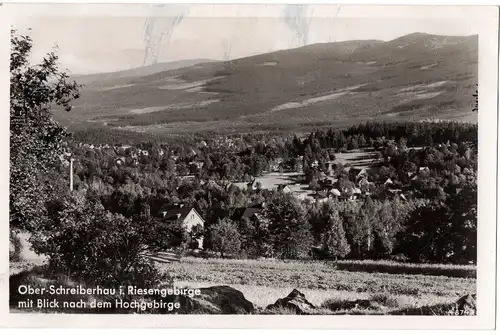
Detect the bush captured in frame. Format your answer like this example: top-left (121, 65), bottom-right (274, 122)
top-left (210, 218), bottom-right (241, 258)
top-left (30, 194), bottom-right (172, 289)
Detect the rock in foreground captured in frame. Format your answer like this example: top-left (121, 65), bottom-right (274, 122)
top-left (456, 293), bottom-right (476, 315)
top-left (266, 289), bottom-right (317, 315)
top-left (173, 285), bottom-right (255, 314)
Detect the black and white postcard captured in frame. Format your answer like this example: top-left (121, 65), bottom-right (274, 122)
top-left (0, 2), bottom-right (498, 330)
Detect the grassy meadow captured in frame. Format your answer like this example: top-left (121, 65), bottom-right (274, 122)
top-left (10, 233), bottom-right (476, 315)
top-left (163, 257), bottom-right (476, 313)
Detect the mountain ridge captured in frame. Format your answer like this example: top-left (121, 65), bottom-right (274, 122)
top-left (56, 32), bottom-right (478, 137)
top-left (70, 58), bottom-right (219, 86)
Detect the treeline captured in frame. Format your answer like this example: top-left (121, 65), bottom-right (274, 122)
top-left (212, 188), bottom-right (476, 264)
top-left (342, 121), bottom-right (477, 147)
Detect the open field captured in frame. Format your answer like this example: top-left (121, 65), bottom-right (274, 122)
top-left (175, 280), bottom-right (457, 313)
top-left (333, 259), bottom-right (475, 278)
top-left (163, 257), bottom-right (476, 312)
top-left (253, 172), bottom-right (313, 200)
top-left (332, 149), bottom-right (380, 168)
top-left (254, 172), bottom-right (302, 190)
top-left (252, 147), bottom-right (404, 200)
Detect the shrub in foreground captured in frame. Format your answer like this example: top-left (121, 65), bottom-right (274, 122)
top-left (30, 193), bottom-right (171, 289)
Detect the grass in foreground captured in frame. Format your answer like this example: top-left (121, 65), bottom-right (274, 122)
top-left (175, 280), bottom-right (460, 313)
top-left (333, 259), bottom-right (475, 278)
top-left (163, 257), bottom-right (475, 296)
top-left (164, 257), bottom-right (475, 312)
top-left (9, 236), bottom-right (475, 315)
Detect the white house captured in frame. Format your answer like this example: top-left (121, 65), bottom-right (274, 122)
top-left (331, 188), bottom-right (341, 197)
top-left (160, 204), bottom-right (205, 248)
top-left (277, 184), bottom-right (292, 193)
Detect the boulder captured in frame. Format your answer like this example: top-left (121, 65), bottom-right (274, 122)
top-left (171, 285), bottom-right (255, 314)
top-left (456, 293), bottom-right (476, 315)
top-left (266, 289), bottom-right (317, 315)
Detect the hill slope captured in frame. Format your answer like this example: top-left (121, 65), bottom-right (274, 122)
top-left (56, 33), bottom-right (478, 137)
top-left (70, 59), bottom-right (218, 86)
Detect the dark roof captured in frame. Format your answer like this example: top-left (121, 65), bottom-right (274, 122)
top-left (232, 207), bottom-right (261, 221)
top-left (320, 178), bottom-right (334, 185)
top-left (349, 167), bottom-right (363, 174)
top-left (247, 201), bottom-right (264, 209)
top-left (159, 205), bottom-right (197, 222)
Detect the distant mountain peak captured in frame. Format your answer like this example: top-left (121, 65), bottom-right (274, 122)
top-left (58, 30), bottom-right (477, 135)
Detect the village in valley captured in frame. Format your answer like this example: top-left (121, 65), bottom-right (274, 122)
top-left (70, 139), bottom-right (414, 231)
top-left (65, 129), bottom-right (474, 265)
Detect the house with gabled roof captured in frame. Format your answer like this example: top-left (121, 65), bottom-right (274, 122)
top-left (338, 185), bottom-right (362, 201)
top-left (313, 191), bottom-right (330, 203)
top-left (231, 201), bottom-right (265, 224)
top-left (384, 178), bottom-right (394, 186)
top-left (313, 188), bottom-right (342, 203)
top-left (159, 204), bottom-right (205, 248)
top-left (348, 167), bottom-right (367, 182)
top-left (277, 184), bottom-right (292, 193)
top-left (357, 175), bottom-right (371, 187)
top-left (231, 207), bottom-right (261, 221)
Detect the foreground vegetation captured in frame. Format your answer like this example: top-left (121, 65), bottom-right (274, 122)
top-left (164, 257), bottom-right (474, 296)
top-left (332, 259), bottom-right (475, 278)
top-left (10, 250), bottom-right (475, 315)
top-left (165, 257), bottom-right (475, 312)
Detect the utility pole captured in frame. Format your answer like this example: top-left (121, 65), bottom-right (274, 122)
top-left (70, 158), bottom-right (74, 192)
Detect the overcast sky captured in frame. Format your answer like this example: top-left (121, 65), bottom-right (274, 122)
top-left (10, 4), bottom-right (480, 75)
